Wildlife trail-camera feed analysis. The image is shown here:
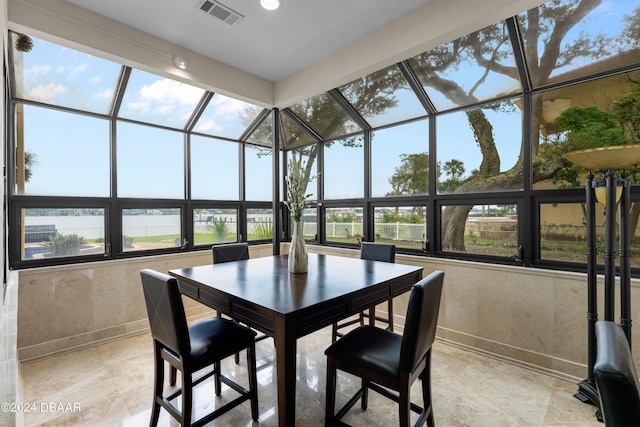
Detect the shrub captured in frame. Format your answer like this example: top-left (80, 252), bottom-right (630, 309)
top-left (251, 218), bottom-right (273, 239)
top-left (45, 233), bottom-right (86, 256)
top-left (209, 217), bottom-right (230, 242)
top-left (123, 235), bottom-right (134, 248)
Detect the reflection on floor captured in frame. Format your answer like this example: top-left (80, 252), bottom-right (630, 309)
top-left (21, 326), bottom-right (602, 426)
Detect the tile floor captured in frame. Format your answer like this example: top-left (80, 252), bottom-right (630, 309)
top-left (20, 326), bottom-right (603, 426)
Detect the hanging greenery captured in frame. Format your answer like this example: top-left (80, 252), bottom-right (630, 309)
top-left (14, 33), bottom-right (33, 52)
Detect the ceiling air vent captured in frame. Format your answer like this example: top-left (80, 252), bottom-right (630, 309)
top-left (196, 0), bottom-right (244, 25)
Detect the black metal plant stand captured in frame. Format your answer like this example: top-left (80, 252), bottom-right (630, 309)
top-left (574, 168), bottom-right (632, 409)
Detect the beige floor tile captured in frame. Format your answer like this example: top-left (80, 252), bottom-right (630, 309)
top-left (21, 326), bottom-right (602, 426)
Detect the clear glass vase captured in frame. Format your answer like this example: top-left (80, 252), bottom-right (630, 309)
top-left (288, 220), bottom-right (308, 273)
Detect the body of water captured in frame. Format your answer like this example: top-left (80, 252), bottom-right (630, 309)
top-left (24, 214), bottom-right (272, 239)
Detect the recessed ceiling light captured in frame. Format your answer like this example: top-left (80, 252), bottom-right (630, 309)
top-left (260, 0), bottom-right (280, 11)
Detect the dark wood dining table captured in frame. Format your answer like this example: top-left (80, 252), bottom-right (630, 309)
top-left (169, 252), bottom-right (423, 426)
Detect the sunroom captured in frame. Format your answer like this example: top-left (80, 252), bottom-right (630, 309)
top-left (2, 0), bottom-right (640, 425)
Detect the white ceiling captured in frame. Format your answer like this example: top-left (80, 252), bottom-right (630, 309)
top-left (62, 0), bottom-right (433, 82)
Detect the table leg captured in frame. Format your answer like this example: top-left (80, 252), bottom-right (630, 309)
top-left (274, 316), bottom-right (297, 427)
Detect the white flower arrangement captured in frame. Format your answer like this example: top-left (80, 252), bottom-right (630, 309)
top-left (284, 157), bottom-right (317, 222)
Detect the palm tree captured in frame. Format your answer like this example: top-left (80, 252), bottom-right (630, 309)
top-left (442, 159), bottom-right (465, 181)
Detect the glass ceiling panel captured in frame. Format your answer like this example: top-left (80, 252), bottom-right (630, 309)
top-left (118, 69), bottom-right (205, 129)
top-left (9, 32), bottom-right (121, 114)
top-left (281, 113), bottom-right (317, 149)
top-left (288, 93), bottom-right (362, 139)
top-left (192, 93), bottom-right (264, 139)
top-left (407, 22), bottom-right (522, 112)
top-left (518, 0), bottom-right (640, 89)
top-left (337, 64), bottom-right (427, 128)
top-left (246, 111), bottom-right (274, 148)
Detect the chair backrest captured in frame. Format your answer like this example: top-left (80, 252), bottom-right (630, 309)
top-left (140, 269), bottom-right (190, 357)
top-left (399, 270), bottom-right (444, 373)
top-left (360, 242), bottom-right (395, 263)
top-left (212, 242), bottom-right (250, 264)
top-left (594, 320), bottom-right (640, 426)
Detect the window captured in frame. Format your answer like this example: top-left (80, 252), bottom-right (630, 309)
top-left (518, 0), bottom-right (640, 87)
top-left (289, 93), bottom-right (362, 139)
top-left (324, 135), bottom-right (364, 199)
top-left (118, 69), bottom-right (205, 129)
top-left (374, 206), bottom-right (426, 250)
top-left (194, 208), bottom-right (238, 245)
top-left (9, 32), bottom-right (121, 114)
top-left (9, 1), bottom-right (640, 273)
top-left (407, 23), bottom-right (521, 112)
top-left (287, 147), bottom-right (319, 201)
top-left (246, 112), bottom-right (273, 148)
top-left (245, 145), bottom-right (273, 201)
top-left (191, 136), bottom-right (239, 200)
top-left (193, 93), bottom-right (264, 139)
top-left (371, 120), bottom-right (429, 197)
top-left (533, 71), bottom-right (640, 191)
top-left (247, 208), bottom-right (273, 241)
top-left (116, 122), bottom-right (185, 199)
top-left (441, 204), bottom-right (518, 257)
top-left (326, 207), bottom-right (363, 244)
top-left (281, 113), bottom-right (318, 149)
top-left (122, 208), bottom-right (182, 252)
top-left (337, 64), bottom-right (427, 128)
top-left (436, 99), bottom-right (523, 193)
top-left (20, 208), bottom-right (106, 261)
top-left (539, 200), bottom-right (640, 266)
top-left (300, 207), bottom-right (317, 240)
top-left (15, 104), bottom-right (110, 197)
top-left (539, 202), bottom-right (588, 263)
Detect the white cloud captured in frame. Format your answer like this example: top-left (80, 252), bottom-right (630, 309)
top-left (93, 89), bottom-right (114, 101)
top-left (27, 83), bottom-right (66, 101)
top-left (126, 78), bottom-right (204, 118)
top-left (27, 65), bottom-right (52, 76)
top-left (195, 118), bottom-right (224, 133)
top-left (72, 64), bottom-right (89, 73)
top-left (211, 95), bottom-right (247, 117)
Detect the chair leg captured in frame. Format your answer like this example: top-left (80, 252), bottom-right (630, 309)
top-left (422, 352), bottom-right (435, 427)
top-left (235, 320), bottom-right (241, 364)
top-left (399, 379), bottom-right (411, 427)
top-left (361, 379), bottom-right (369, 410)
top-left (181, 370), bottom-right (193, 427)
top-left (214, 361), bottom-right (222, 395)
top-left (150, 345), bottom-right (163, 427)
top-left (325, 358), bottom-right (337, 422)
top-left (246, 343), bottom-right (259, 421)
top-left (332, 322), bottom-right (338, 344)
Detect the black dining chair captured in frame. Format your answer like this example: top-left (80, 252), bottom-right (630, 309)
top-left (212, 242), bottom-right (250, 264)
top-left (325, 270), bottom-right (444, 427)
top-left (593, 320), bottom-right (640, 426)
top-left (332, 242), bottom-right (396, 343)
top-left (140, 269), bottom-right (259, 427)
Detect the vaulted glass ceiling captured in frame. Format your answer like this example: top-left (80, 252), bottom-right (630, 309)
top-left (9, 34), bottom-right (121, 114)
top-left (337, 64), bottom-right (427, 127)
top-left (8, 0), bottom-right (640, 150)
top-left (407, 22), bottom-right (522, 111)
top-left (118, 69), bottom-right (206, 129)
